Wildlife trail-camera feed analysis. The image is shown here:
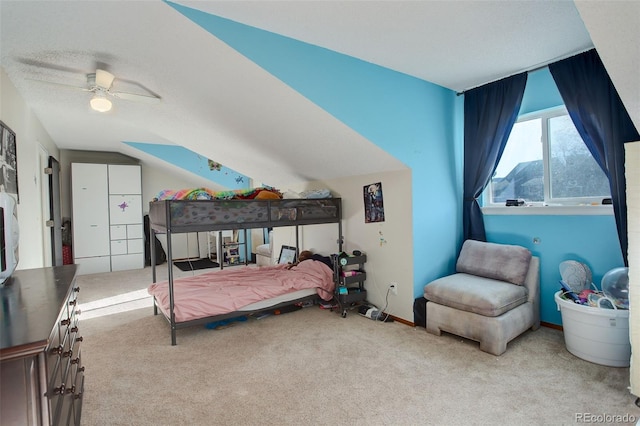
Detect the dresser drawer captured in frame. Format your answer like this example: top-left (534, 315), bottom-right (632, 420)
top-left (73, 373), bottom-right (85, 426)
top-left (48, 279), bottom-right (83, 426)
top-left (0, 265), bottom-right (82, 426)
top-left (70, 350), bottom-right (85, 425)
top-left (46, 321), bottom-right (64, 392)
top-left (48, 327), bottom-right (71, 423)
top-left (57, 356), bottom-right (77, 426)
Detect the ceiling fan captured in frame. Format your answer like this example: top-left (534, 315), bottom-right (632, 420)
top-left (32, 68), bottom-right (161, 112)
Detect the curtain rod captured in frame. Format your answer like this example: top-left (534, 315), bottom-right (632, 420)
top-left (455, 47), bottom-right (594, 96)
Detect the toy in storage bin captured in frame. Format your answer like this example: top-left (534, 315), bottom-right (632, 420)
top-left (555, 265), bottom-right (631, 367)
top-left (555, 291), bottom-right (630, 367)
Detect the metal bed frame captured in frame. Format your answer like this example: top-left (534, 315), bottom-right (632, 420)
top-left (148, 198), bottom-right (343, 345)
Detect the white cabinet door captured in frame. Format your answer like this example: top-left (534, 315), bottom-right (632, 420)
top-left (109, 194), bottom-right (142, 225)
top-left (71, 163), bottom-right (110, 259)
top-left (127, 224), bottom-right (143, 239)
top-left (110, 240), bottom-right (128, 255)
top-left (108, 165), bottom-right (141, 195)
top-left (128, 239), bottom-right (144, 254)
top-left (110, 225), bottom-right (127, 240)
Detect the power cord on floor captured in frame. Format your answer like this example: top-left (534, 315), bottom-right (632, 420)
top-left (376, 288), bottom-right (393, 323)
top-left (360, 264), bottom-right (393, 323)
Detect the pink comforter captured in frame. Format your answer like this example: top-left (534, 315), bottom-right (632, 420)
top-left (148, 260), bottom-right (335, 322)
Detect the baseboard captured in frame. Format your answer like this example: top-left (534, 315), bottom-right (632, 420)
top-left (384, 314), bottom-right (414, 327)
top-left (541, 321), bottom-right (563, 331)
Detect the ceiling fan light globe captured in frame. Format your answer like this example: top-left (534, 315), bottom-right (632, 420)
top-left (90, 95), bottom-right (112, 112)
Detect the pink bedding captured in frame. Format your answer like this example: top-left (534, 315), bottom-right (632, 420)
top-left (148, 260), bottom-right (335, 322)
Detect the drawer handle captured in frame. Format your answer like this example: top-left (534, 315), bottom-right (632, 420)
top-left (61, 318), bottom-right (71, 326)
top-left (75, 336), bottom-right (83, 343)
top-left (53, 384), bottom-right (65, 395)
top-left (66, 385), bottom-right (76, 395)
top-left (71, 357), bottom-right (80, 365)
top-left (69, 299), bottom-right (77, 306)
top-left (50, 345), bottom-right (63, 356)
top-left (70, 326), bottom-right (79, 333)
top-left (74, 392), bottom-right (83, 400)
top-left (62, 349), bottom-right (73, 358)
top-left (73, 287), bottom-right (80, 293)
top-left (79, 366), bottom-right (85, 373)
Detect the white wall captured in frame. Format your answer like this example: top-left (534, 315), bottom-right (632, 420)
top-left (0, 68), bottom-right (60, 269)
top-left (140, 164), bottom-right (214, 215)
top-left (273, 168), bottom-right (414, 322)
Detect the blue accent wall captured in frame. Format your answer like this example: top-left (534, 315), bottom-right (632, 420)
top-left (484, 214), bottom-right (624, 325)
top-left (519, 68), bottom-right (564, 115)
top-left (168, 1), bottom-right (463, 299)
top-left (124, 141), bottom-right (249, 189)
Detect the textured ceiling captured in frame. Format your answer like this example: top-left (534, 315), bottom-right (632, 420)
top-left (0, 0), bottom-right (620, 189)
top-left (181, 0), bottom-right (593, 92)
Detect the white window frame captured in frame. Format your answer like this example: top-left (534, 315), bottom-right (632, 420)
top-left (482, 107), bottom-right (612, 216)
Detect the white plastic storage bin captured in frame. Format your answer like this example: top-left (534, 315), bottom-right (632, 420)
top-left (555, 291), bottom-right (630, 367)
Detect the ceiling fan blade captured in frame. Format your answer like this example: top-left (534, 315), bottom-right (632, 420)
top-left (26, 78), bottom-right (92, 91)
top-left (109, 90), bottom-right (161, 104)
top-left (95, 69), bottom-right (115, 89)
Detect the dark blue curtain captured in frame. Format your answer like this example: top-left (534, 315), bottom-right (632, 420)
top-left (463, 73), bottom-right (528, 241)
top-left (549, 49), bottom-right (639, 266)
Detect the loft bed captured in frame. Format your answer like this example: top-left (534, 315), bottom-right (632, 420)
top-left (147, 190), bottom-right (343, 345)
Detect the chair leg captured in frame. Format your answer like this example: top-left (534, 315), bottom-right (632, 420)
top-left (425, 321), bottom-right (442, 336)
top-left (480, 339), bottom-right (507, 356)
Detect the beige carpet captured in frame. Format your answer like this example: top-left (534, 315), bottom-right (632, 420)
top-left (77, 266), bottom-right (640, 425)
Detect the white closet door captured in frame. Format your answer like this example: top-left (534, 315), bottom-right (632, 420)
top-left (108, 164), bottom-right (141, 194)
top-left (71, 163), bottom-right (110, 259)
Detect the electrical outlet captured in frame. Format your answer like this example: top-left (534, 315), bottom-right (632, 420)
top-left (389, 282), bottom-right (398, 295)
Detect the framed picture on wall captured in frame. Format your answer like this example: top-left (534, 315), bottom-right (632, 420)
top-left (0, 121), bottom-right (18, 202)
top-left (364, 182), bottom-right (384, 223)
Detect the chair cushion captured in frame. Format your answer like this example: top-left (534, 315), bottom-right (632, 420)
top-left (456, 240), bottom-right (532, 285)
top-left (424, 273), bottom-right (529, 317)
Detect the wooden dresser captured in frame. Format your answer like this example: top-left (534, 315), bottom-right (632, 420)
top-left (0, 265), bottom-right (84, 425)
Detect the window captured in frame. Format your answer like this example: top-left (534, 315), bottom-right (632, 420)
top-left (485, 108), bottom-right (610, 206)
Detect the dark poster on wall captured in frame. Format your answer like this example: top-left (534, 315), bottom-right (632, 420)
top-left (364, 182), bottom-right (385, 223)
top-left (0, 121), bottom-right (18, 202)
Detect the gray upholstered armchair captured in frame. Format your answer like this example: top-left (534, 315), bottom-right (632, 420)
top-left (424, 240), bottom-right (540, 355)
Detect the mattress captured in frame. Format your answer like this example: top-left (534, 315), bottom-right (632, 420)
top-left (148, 260), bottom-right (335, 322)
